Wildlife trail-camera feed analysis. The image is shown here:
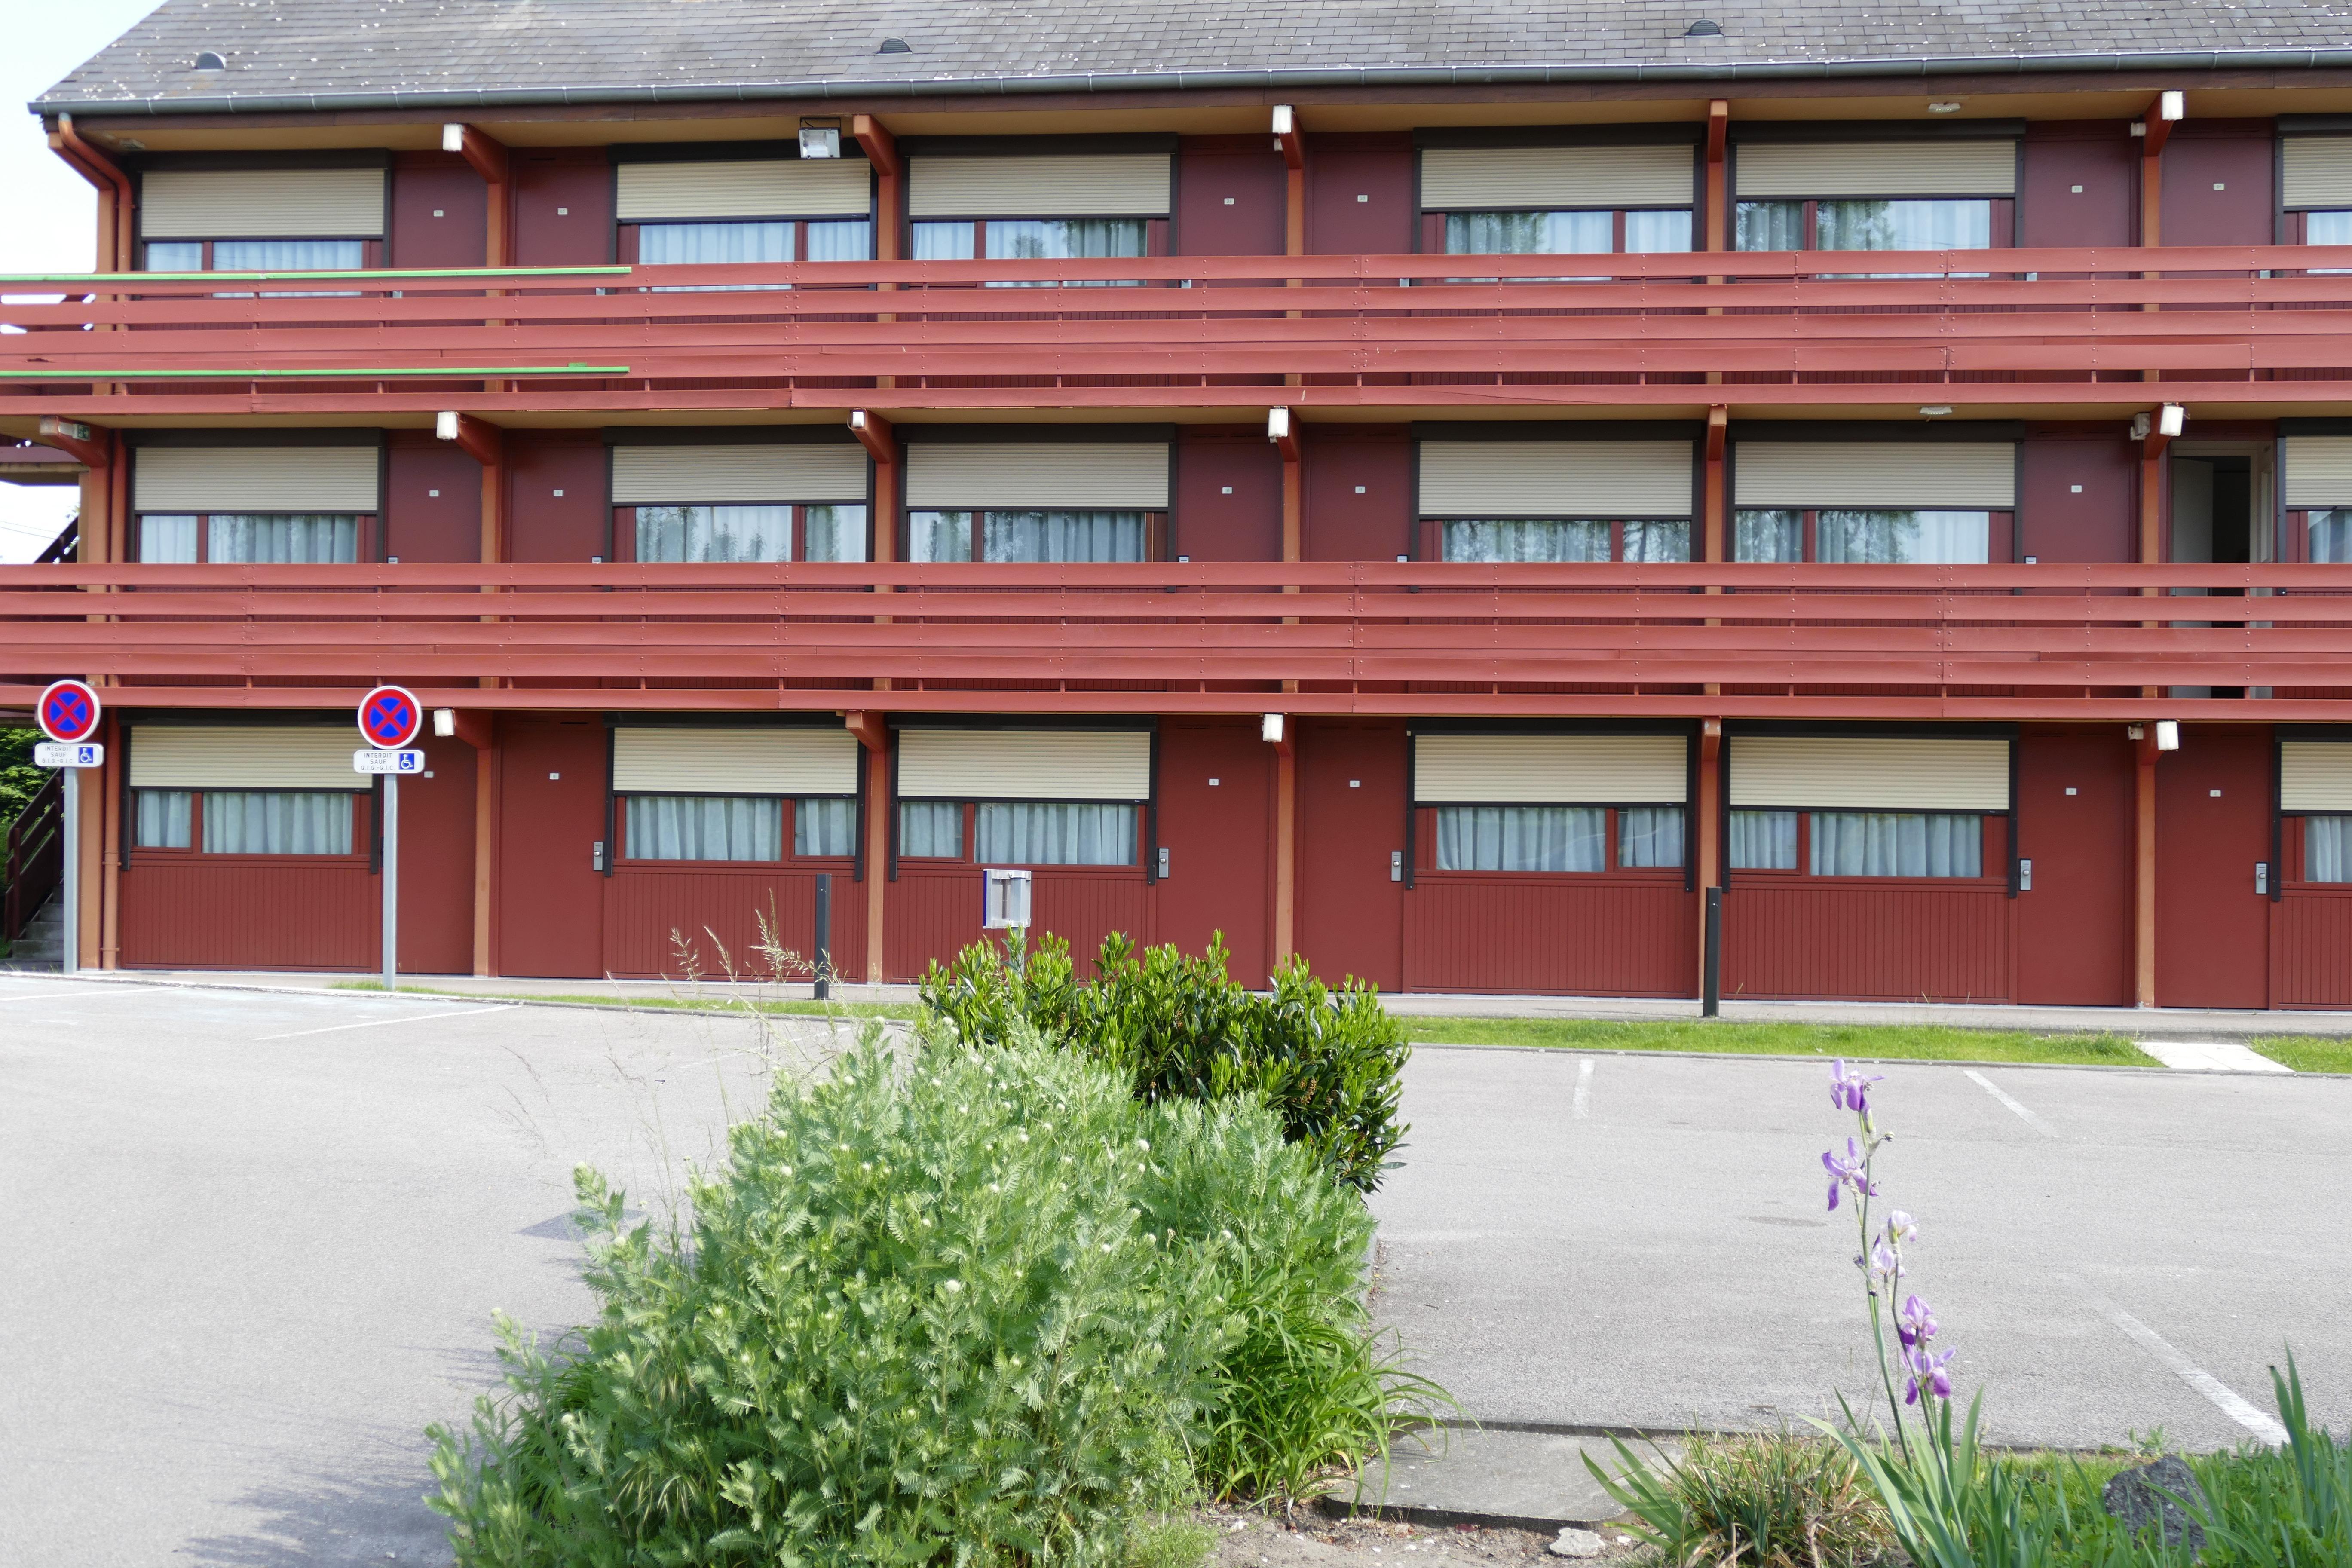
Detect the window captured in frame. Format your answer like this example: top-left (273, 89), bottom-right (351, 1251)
top-left (1617, 806), bottom-right (1685, 868)
top-left (795, 797), bottom-right (857, 858)
top-left (899, 801), bottom-right (964, 859)
top-left (144, 239), bottom-right (368, 272)
top-left (136, 513), bottom-right (364, 564)
top-left (1731, 808), bottom-right (1984, 878)
top-left (1736, 199), bottom-right (1993, 253)
top-left (624, 796), bottom-right (782, 862)
top-left (202, 792), bottom-right (355, 855)
top-left (1442, 208), bottom-right (1692, 257)
top-left (1730, 809), bottom-right (1799, 870)
top-left (2306, 817), bottom-right (2352, 882)
top-left (1432, 804), bottom-right (1684, 873)
top-left (629, 503), bottom-right (866, 564)
top-left (636, 219), bottom-right (872, 265)
top-left (2308, 509), bottom-right (2352, 563)
top-left (913, 217), bottom-right (1151, 285)
top-left (133, 790), bottom-right (193, 849)
top-left (1439, 518), bottom-right (1691, 564)
top-left (975, 802), bottom-right (1136, 865)
top-left (908, 509), bottom-right (1148, 564)
top-left (1733, 509), bottom-right (1994, 564)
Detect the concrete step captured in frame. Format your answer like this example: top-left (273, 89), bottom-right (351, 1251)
top-left (6, 897), bottom-right (64, 969)
top-left (1322, 1425), bottom-right (1677, 1533)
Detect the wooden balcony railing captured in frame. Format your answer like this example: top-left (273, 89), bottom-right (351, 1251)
top-left (6, 247), bottom-right (2352, 415)
top-left (5, 560), bottom-right (2352, 720)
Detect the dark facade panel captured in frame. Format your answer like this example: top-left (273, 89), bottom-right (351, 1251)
top-left (505, 435), bottom-right (611, 562)
top-left (512, 150), bottom-right (616, 267)
top-left (385, 433), bottom-right (484, 564)
top-left (1173, 429), bottom-right (1283, 560)
top-left (2019, 122), bottom-right (2137, 248)
top-left (2161, 122), bottom-right (2277, 247)
top-left (1176, 135), bottom-right (1287, 257)
top-left (1306, 133), bottom-right (1413, 257)
top-left (1304, 426), bottom-right (1412, 561)
top-left (390, 152), bottom-right (489, 270)
top-left (2018, 428), bottom-right (2136, 564)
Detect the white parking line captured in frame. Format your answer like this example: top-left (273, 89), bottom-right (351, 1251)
top-left (0, 986), bottom-right (159, 1004)
top-left (254, 1004), bottom-right (514, 1041)
top-left (1964, 1069), bottom-right (2060, 1139)
top-left (1572, 1058), bottom-right (1594, 1119)
top-left (2090, 1295), bottom-right (2289, 1445)
top-left (2135, 1039), bottom-right (2293, 1073)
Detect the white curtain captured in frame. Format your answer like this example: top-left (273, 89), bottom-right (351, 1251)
top-left (1436, 805), bottom-right (1605, 872)
top-left (985, 219), bottom-right (1147, 286)
top-left (2309, 509), bottom-right (2352, 563)
top-left (134, 790), bottom-right (192, 848)
top-left (625, 795), bottom-right (781, 861)
top-left (1816, 510), bottom-right (1991, 565)
top-left (212, 240), bottom-right (367, 271)
top-left (208, 514), bottom-right (360, 564)
top-left (795, 796), bottom-right (857, 857)
top-left (907, 511), bottom-right (974, 563)
top-left (1622, 519), bottom-right (1692, 562)
top-left (1816, 199), bottom-right (1991, 251)
top-left (1617, 806), bottom-right (1685, 869)
top-left (639, 222), bottom-right (794, 264)
top-left (203, 791), bottom-right (353, 855)
top-left (912, 222), bottom-right (976, 260)
top-left (1735, 510), bottom-right (1803, 563)
top-left (1443, 518), bottom-right (1611, 564)
top-left (1730, 809), bottom-right (1798, 870)
top-left (1625, 210), bottom-right (1694, 254)
top-left (1810, 812), bottom-right (1982, 877)
top-left (802, 505), bottom-right (868, 563)
top-left (144, 242), bottom-right (203, 272)
top-left (1445, 211), bottom-right (1613, 256)
top-left (636, 505), bottom-right (793, 563)
top-left (983, 511), bottom-right (1145, 563)
top-left (975, 802), bottom-right (1137, 865)
top-left (139, 515), bottom-right (199, 564)
top-left (805, 221), bottom-right (871, 261)
top-left (2308, 816), bottom-right (2352, 882)
top-left (1736, 202), bottom-right (1806, 251)
top-left (898, 801), bottom-right (963, 858)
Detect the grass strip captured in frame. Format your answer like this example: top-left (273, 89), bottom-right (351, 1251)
top-left (330, 980), bottom-right (916, 1020)
top-left (1398, 1015), bottom-right (2159, 1067)
top-left (2246, 1035), bottom-right (2352, 1073)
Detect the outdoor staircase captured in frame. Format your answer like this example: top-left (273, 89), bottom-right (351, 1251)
top-left (6, 896), bottom-right (64, 969)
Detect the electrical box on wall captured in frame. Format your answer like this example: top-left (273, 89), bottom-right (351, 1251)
top-left (983, 867), bottom-right (1033, 930)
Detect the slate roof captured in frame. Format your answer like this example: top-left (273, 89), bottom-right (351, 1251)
top-left (35, 0), bottom-right (2352, 116)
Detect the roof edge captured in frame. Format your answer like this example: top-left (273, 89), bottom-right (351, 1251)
top-left (31, 47), bottom-right (2352, 119)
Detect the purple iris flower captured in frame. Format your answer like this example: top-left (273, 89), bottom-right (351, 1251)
top-left (1896, 1293), bottom-right (1939, 1349)
top-left (1821, 1138), bottom-right (1874, 1210)
top-left (1870, 1240), bottom-right (1905, 1284)
top-left (1905, 1347), bottom-right (1955, 1404)
top-left (1829, 1059), bottom-right (1885, 1115)
top-left (1884, 1210), bottom-right (1918, 1247)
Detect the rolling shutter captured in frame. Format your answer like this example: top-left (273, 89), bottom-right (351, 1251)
top-left (611, 444), bottom-right (868, 505)
top-left (2282, 741), bottom-right (2352, 810)
top-left (904, 443), bottom-right (1170, 509)
top-left (134, 447), bottom-right (380, 512)
top-left (898, 729), bottom-right (1151, 800)
top-left (1729, 736), bottom-right (2010, 811)
top-left (1735, 141), bottom-right (2017, 199)
top-left (129, 726), bottom-right (361, 790)
top-left (1414, 733), bottom-right (1687, 804)
top-left (615, 159), bottom-right (872, 220)
top-left (1734, 442), bottom-right (2015, 509)
top-left (1420, 145), bottom-right (1695, 210)
top-left (1419, 441), bottom-right (1693, 517)
top-left (2282, 138), bottom-right (2352, 210)
top-left (907, 154), bottom-right (1172, 217)
top-left (612, 727), bottom-right (859, 794)
top-left (141, 168), bottom-right (386, 239)
top-left (2282, 437), bottom-right (2352, 509)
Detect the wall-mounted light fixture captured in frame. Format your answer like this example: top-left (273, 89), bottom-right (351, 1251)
top-left (799, 119), bottom-right (843, 159)
top-left (2156, 720), bottom-right (2181, 751)
top-left (1261, 713), bottom-right (1286, 745)
top-left (433, 708), bottom-right (457, 738)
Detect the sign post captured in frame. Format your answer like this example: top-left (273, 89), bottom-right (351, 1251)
top-left (35, 680), bottom-right (104, 976)
top-left (356, 686), bottom-right (423, 989)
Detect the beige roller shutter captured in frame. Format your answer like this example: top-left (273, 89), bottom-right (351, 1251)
top-left (1420, 441), bottom-right (1693, 517)
top-left (907, 154), bottom-right (1172, 217)
top-left (1735, 141), bottom-right (2017, 199)
top-left (2283, 138), bottom-right (2352, 209)
top-left (904, 443), bottom-right (1170, 509)
top-left (2283, 437), bottom-right (2352, 509)
top-left (1415, 733), bottom-right (1687, 804)
top-left (129, 726), bottom-right (361, 790)
top-left (2282, 741), bottom-right (2352, 811)
top-left (1730, 736), bottom-right (2010, 811)
top-left (1734, 442), bottom-right (2015, 509)
top-left (1421, 145), bottom-right (1694, 210)
top-left (141, 168), bottom-right (386, 239)
top-left (611, 444), bottom-right (868, 505)
top-left (612, 727), bottom-right (859, 795)
top-left (134, 447), bottom-right (380, 512)
top-left (899, 729), bottom-right (1150, 800)
top-left (615, 159), bottom-right (872, 220)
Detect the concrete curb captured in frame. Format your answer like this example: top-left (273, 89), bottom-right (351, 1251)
top-left (1405, 1040), bottom-right (2352, 1078)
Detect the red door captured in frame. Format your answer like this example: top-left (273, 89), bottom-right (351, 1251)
top-left (1295, 719), bottom-right (1405, 991)
top-left (397, 735), bottom-right (478, 975)
top-left (496, 717), bottom-right (608, 978)
top-left (2155, 725), bottom-right (2272, 1009)
top-left (1150, 720), bottom-right (1273, 983)
top-left (2015, 727), bottom-right (2134, 1006)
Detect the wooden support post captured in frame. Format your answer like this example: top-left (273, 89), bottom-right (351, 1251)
top-left (848, 718), bottom-right (890, 983)
top-left (2135, 725), bottom-right (2161, 1007)
top-left (1278, 106), bottom-right (1305, 388)
top-left (444, 124), bottom-right (511, 266)
top-left (1274, 733), bottom-right (1297, 970)
top-left (440, 708), bottom-right (497, 977)
top-left (1705, 101), bottom-right (1729, 255)
top-left (1696, 718), bottom-right (1722, 998)
top-left (99, 714), bottom-right (121, 969)
top-left (855, 116), bottom-right (902, 389)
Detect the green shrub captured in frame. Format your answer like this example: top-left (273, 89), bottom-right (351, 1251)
top-left (919, 932), bottom-right (1411, 1194)
top-left (1597, 1430), bottom-right (1892, 1568)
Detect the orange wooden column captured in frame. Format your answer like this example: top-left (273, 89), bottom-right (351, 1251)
top-left (1271, 409), bottom-right (1302, 965)
top-left (1695, 718), bottom-right (1722, 993)
top-left (438, 413), bottom-right (506, 973)
top-left (848, 711), bottom-right (891, 983)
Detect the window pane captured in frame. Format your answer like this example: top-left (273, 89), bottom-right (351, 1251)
top-left (1815, 199), bottom-right (1991, 251)
top-left (636, 505), bottom-right (793, 563)
top-left (139, 514), bottom-right (199, 564)
top-left (986, 218), bottom-right (1148, 260)
top-left (638, 221), bottom-right (794, 265)
top-left (1729, 809), bottom-right (1798, 870)
top-left (625, 796), bottom-right (782, 861)
top-left (1443, 211), bottom-right (1613, 256)
top-left (203, 792), bottom-right (353, 855)
top-left (907, 511), bottom-right (974, 563)
top-left (899, 800), bottom-right (963, 858)
top-left (795, 796), bottom-right (857, 857)
top-left (145, 242), bottom-right (203, 272)
top-left (802, 505), bottom-right (868, 563)
top-left (974, 801), bottom-right (1137, 865)
top-left (133, 789), bottom-right (193, 849)
top-left (1734, 509), bottom-right (1803, 563)
top-left (1618, 806), bottom-right (1685, 869)
top-left (208, 514), bottom-right (359, 564)
top-left (805, 220), bottom-right (873, 261)
top-left (1624, 209), bottom-right (1694, 254)
top-left (2310, 509), bottom-right (2352, 563)
top-left (1810, 812), bottom-right (1982, 877)
top-left (981, 511), bottom-right (1145, 563)
top-left (1622, 520), bottom-right (1693, 562)
top-left (2307, 816), bottom-right (2352, 882)
top-left (1442, 518), bottom-right (1610, 564)
top-left (1736, 201), bottom-right (1805, 251)
top-left (1816, 510), bottom-right (1991, 565)
top-left (912, 221), bottom-right (976, 260)
top-left (213, 239), bottom-right (367, 271)
top-left (2309, 211), bottom-right (2352, 245)
top-left (1435, 805), bottom-right (1605, 872)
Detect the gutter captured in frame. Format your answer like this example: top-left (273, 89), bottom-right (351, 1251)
top-left (32, 46), bottom-right (2352, 119)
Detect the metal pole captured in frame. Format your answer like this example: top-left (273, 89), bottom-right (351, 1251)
top-left (1701, 885), bottom-right (1722, 1019)
top-left (59, 772), bottom-right (78, 977)
top-left (381, 773), bottom-right (399, 990)
top-left (813, 872), bottom-right (831, 1001)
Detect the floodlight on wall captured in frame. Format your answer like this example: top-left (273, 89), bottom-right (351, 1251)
top-left (2159, 90), bottom-right (2185, 121)
top-left (433, 708), bottom-right (457, 738)
top-left (799, 119), bottom-right (843, 159)
top-left (1271, 104), bottom-right (1295, 138)
top-left (1928, 101), bottom-right (1962, 114)
top-left (1261, 713), bottom-right (1286, 745)
top-left (1266, 407), bottom-right (1292, 444)
top-left (1919, 405), bottom-right (1953, 417)
top-left (435, 410), bottom-right (461, 441)
top-left (441, 123), bottom-right (466, 153)
top-left (2159, 403), bottom-right (2186, 438)
top-left (2156, 720), bottom-right (2181, 751)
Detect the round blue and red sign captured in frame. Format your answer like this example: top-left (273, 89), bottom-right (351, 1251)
top-left (37, 679), bottom-right (102, 745)
top-left (358, 685), bottom-right (423, 750)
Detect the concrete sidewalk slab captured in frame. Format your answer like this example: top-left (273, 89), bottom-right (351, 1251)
top-left (1336, 1426), bottom-right (1671, 1531)
top-left (2136, 1039), bottom-right (2295, 1072)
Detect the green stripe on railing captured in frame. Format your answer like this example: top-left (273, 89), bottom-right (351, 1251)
top-left (0, 266), bottom-right (633, 284)
top-left (0, 364), bottom-right (629, 380)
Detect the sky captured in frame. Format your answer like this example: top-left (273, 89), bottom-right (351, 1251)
top-left (0, 2), bottom-right (169, 563)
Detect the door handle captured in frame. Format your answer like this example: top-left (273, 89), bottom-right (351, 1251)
top-left (2256, 861), bottom-right (2269, 895)
top-left (2018, 858), bottom-right (2032, 891)
top-left (1390, 850), bottom-right (1404, 882)
top-left (592, 840), bottom-right (606, 872)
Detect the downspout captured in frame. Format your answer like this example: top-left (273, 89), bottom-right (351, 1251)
top-left (49, 113), bottom-right (132, 272)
